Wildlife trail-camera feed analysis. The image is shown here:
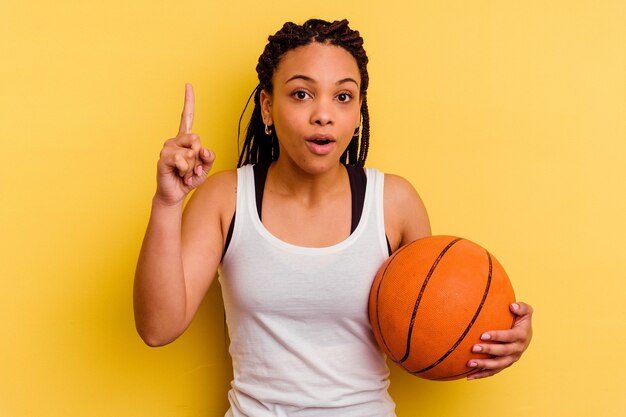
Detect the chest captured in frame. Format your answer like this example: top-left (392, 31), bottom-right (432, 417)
top-left (224, 244), bottom-right (381, 321)
top-left (261, 193), bottom-right (352, 248)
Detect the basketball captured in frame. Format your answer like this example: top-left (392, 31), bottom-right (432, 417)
top-left (369, 235), bottom-right (516, 381)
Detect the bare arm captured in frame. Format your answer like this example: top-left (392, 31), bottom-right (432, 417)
top-left (383, 173), bottom-right (431, 253)
top-left (134, 199), bottom-right (188, 346)
top-left (133, 84), bottom-right (227, 347)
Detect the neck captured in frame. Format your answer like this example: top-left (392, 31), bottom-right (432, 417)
top-left (268, 158), bottom-right (347, 204)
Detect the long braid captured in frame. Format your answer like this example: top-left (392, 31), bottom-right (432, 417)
top-left (358, 98), bottom-right (370, 165)
top-left (238, 19), bottom-right (371, 167)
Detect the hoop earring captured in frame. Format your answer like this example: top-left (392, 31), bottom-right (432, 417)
top-left (264, 123), bottom-right (273, 135)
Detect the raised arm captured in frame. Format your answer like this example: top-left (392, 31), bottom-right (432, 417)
top-left (133, 84), bottom-right (230, 347)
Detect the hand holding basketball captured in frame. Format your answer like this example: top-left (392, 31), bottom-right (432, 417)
top-left (369, 235), bottom-right (533, 381)
top-left (466, 301), bottom-right (533, 380)
top-left (155, 83), bottom-right (215, 206)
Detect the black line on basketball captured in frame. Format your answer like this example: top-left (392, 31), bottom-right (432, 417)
top-left (373, 240), bottom-right (415, 362)
top-left (430, 368), bottom-right (476, 381)
top-left (412, 249), bottom-right (493, 374)
top-left (399, 237), bottom-right (463, 364)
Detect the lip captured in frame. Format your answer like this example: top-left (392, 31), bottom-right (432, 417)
top-left (305, 134), bottom-right (336, 156)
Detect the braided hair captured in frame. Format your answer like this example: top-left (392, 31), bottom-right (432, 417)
top-left (237, 19), bottom-right (370, 167)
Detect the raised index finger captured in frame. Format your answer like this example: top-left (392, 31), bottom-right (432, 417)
top-left (178, 83), bottom-right (195, 134)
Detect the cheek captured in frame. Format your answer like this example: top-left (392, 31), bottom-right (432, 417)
top-left (342, 106), bottom-right (361, 131)
top-left (351, 110), bottom-right (361, 126)
top-left (340, 99), bottom-right (361, 122)
top-left (274, 105), bottom-right (305, 134)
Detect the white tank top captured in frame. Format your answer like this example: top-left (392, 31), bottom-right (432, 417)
top-left (219, 164), bottom-right (395, 417)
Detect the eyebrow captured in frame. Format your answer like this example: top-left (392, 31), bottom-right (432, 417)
top-left (285, 74), bottom-right (359, 87)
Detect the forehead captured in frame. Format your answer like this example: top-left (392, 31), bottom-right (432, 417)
top-left (274, 42), bottom-right (360, 84)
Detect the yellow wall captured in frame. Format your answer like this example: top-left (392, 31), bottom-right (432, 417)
top-left (2, 1), bottom-right (625, 416)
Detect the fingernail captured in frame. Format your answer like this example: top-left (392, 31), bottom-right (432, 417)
top-left (472, 345), bottom-right (483, 353)
top-left (512, 303), bottom-right (520, 311)
top-left (481, 333), bottom-right (491, 341)
top-left (468, 361), bottom-right (478, 368)
top-left (195, 165), bottom-right (202, 176)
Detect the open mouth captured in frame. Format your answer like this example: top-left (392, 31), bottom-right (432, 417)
top-left (306, 135), bottom-right (336, 155)
top-left (310, 139), bottom-right (332, 145)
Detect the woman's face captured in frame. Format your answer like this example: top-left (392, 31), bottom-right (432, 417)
top-left (261, 42), bottom-right (362, 173)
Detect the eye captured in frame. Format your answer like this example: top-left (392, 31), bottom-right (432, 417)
top-left (336, 92), bottom-right (353, 102)
top-left (292, 90), bottom-right (311, 100)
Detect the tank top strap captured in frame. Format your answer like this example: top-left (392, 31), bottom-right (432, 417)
top-left (223, 165), bottom-right (391, 258)
top-left (253, 163), bottom-right (365, 234)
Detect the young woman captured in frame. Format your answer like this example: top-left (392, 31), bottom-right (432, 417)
top-left (134, 19), bottom-right (533, 417)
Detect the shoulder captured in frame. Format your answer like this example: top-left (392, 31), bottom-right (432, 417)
top-left (382, 173), bottom-right (425, 218)
top-left (183, 169), bottom-right (238, 233)
top-left (382, 173), bottom-right (419, 201)
top-left (381, 172), bottom-right (432, 252)
top-left (192, 168), bottom-right (238, 201)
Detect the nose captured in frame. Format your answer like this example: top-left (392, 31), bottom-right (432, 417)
top-left (310, 97), bottom-right (333, 126)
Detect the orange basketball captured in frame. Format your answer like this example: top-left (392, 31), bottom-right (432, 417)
top-left (369, 235), bottom-right (516, 381)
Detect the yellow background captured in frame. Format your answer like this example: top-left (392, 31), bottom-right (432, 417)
top-left (2, 1), bottom-right (625, 416)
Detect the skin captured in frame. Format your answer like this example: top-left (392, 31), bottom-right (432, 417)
top-left (133, 42), bottom-right (533, 381)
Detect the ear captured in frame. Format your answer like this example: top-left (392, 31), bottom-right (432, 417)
top-left (260, 89), bottom-right (273, 125)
